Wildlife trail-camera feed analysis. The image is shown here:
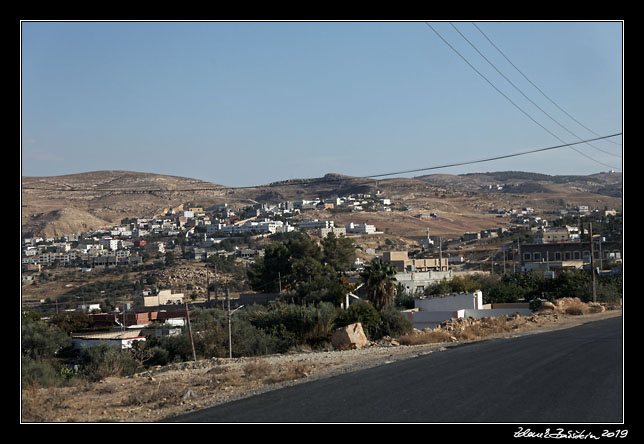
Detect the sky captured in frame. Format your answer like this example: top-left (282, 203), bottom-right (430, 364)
top-left (20, 21), bottom-right (623, 187)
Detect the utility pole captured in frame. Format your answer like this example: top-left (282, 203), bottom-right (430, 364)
top-left (490, 250), bottom-right (494, 276)
top-left (278, 271), bottom-right (282, 293)
top-left (227, 286), bottom-right (232, 359)
top-left (185, 302), bottom-right (197, 361)
top-left (206, 263), bottom-right (211, 308)
top-left (503, 245), bottom-right (506, 274)
top-left (546, 251), bottom-right (550, 272)
top-left (589, 223), bottom-right (597, 303)
top-left (512, 241), bottom-right (516, 273)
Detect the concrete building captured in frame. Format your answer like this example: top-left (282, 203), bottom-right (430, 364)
top-left (520, 240), bottom-right (622, 271)
top-left (345, 222), bottom-right (376, 234)
top-left (134, 289), bottom-right (184, 308)
top-left (99, 238), bottom-right (120, 251)
top-left (401, 291), bottom-right (532, 329)
top-left (320, 226), bottom-right (347, 237)
top-left (535, 226), bottom-right (580, 243)
top-left (395, 270), bottom-right (453, 294)
top-left (382, 251), bottom-right (449, 273)
top-left (298, 219), bottom-right (334, 230)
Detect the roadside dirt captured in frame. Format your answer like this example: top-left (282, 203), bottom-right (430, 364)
top-left (20, 306), bottom-right (622, 423)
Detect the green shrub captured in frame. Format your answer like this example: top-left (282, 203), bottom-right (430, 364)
top-left (79, 342), bottom-right (137, 381)
top-left (394, 290), bottom-right (416, 309)
top-left (146, 346), bottom-right (170, 367)
top-left (22, 316), bottom-right (72, 360)
top-left (376, 304), bottom-right (414, 339)
top-left (529, 298), bottom-right (544, 311)
top-left (21, 356), bottom-right (63, 388)
top-left (246, 302), bottom-right (338, 349)
top-left (155, 334), bottom-right (195, 364)
top-left (335, 300), bottom-right (380, 339)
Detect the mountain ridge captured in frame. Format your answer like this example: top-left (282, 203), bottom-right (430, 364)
top-left (21, 170), bottom-right (622, 238)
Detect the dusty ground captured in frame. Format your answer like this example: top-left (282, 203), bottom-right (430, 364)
top-left (21, 305), bottom-right (622, 423)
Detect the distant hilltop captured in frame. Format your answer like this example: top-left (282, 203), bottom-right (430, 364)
top-left (22, 170), bottom-right (622, 238)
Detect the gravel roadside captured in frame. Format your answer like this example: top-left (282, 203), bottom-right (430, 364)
top-left (21, 308), bottom-right (622, 423)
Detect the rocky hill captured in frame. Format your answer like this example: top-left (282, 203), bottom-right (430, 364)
top-left (21, 170), bottom-right (622, 238)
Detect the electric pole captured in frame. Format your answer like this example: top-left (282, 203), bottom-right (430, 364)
top-left (206, 263), bottom-right (211, 308)
top-left (185, 302), bottom-right (197, 362)
top-left (503, 245), bottom-right (506, 274)
top-left (590, 223), bottom-right (597, 303)
top-left (227, 286), bottom-right (232, 358)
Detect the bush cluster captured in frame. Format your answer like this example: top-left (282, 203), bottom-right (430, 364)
top-left (22, 298), bottom-right (414, 388)
top-left (423, 270), bottom-right (622, 305)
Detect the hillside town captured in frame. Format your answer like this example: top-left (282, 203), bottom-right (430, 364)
top-left (20, 185), bottom-right (622, 409)
top-left (22, 193), bottom-right (387, 272)
top-left (22, 190), bottom-right (622, 303)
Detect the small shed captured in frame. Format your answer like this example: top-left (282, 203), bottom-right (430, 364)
top-left (72, 329), bottom-right (146, 350)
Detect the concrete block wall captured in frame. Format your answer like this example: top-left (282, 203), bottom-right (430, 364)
top-left (402, 306), bottom-right (532, 330)
top-left (461, 308), bottom-right (532, 319)
top-left (414, 291), bottom-right (483, 312)
top-left (402, 310), bottom-right (460, 330)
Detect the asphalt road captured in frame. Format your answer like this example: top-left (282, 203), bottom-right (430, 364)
top-left (165, 316), bottom-right (623, 423)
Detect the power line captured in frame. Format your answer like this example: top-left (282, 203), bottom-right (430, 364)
top-left (363, 133), bottom-right (621, 179)
top-left (450, 22), bottom-right (621, 159)
top-left (424, 22), bottom-right (619, 170)
top-left (472, 22), bottom-right (622, 148)
top-left (22, 133), bottom-right (622, 192)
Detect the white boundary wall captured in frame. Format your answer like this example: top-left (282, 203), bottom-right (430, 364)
top-left (414, 291), bottom-right (483, 312)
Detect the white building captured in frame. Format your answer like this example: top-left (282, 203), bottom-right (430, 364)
top-left (135, 289), bottom-right (184, 308)
top-left (345, 222), bottom-right (376, 234)
top-left (99, 238), bottom-right (119, 251)
top-left (395, 270), bottom-right (453, 294)
top-left (219, 220), bottom-right (290, 235)
top-left (401, 290), bottom-right (532, 330)
top-left (320, 226), bottom-right (347, 237)
top-left (298, 219), bottom-right (334, 230)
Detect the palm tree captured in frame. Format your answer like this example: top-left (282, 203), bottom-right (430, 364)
top-left (360, 258), bottom-right (397, 312)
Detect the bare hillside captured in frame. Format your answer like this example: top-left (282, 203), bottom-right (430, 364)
top-left (21, 170), bottom-right (622, 239)
top-left (22, 171), bottom-right (231, 237)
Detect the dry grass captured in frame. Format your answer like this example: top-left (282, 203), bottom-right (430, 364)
top-left (123, 382), bottom-right (183, 407)
top-left (398, 314), bottom-right (524, 345)
top-left (243, 360), bottom-right (272, 379)
top-left (21, 383), bottom-right (71, 422)
top-left (563, 302), bottom-right (588, 316)
top-left (454, 325), bottom-right (487, 341)
top-left (242, 359), bottom-right (312, 385)
top-left (397, 329), bottom-right (453, 346)
top-left (264, 362), bottom-right (311, 384)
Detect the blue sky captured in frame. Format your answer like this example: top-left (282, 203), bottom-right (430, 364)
top-left (21, 21), bottom-right (623, 187)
